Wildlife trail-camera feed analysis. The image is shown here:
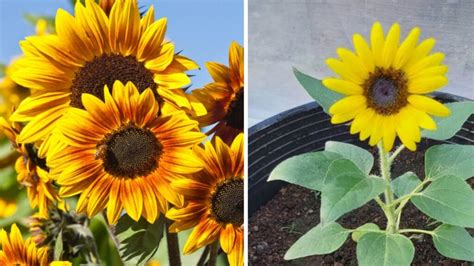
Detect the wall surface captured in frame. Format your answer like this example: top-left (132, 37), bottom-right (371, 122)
top-left (249, 0), bottom-right (474, 126)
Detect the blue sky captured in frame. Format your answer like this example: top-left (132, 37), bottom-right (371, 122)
top-left (0, 0), bottom-right (243, 88)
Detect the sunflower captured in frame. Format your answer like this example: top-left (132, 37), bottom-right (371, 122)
top-left (10, 0), bottom-right (205, 146)
top-left (192, 42), bottom-right (244, 144)
top-left (323, 22), bottom-right (450, 151)
top-left (0, 223), bottom-right (49, 266)
top-left (0, 118), bottom-right (61, 218)
top-left (166, 134), bottom-right (244, 266)
top-left (0, 198), bottom-right (16, 218)
top-left (49, 81), bottom-right (205, 224)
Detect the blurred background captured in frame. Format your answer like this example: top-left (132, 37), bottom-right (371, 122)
top-left (0, 0), bottom-right (244, 89)
top-left (249, 0), bottom-right (474, 126)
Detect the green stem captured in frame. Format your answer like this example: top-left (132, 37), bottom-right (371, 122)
top-left (388, 144), bottom-right (405, 164)
top-left (208, 241), bottom-right (219, 266)
top-left (399, 228), bottom-right (434, 235)
top-left (378, 143), bottom-right (397, 233)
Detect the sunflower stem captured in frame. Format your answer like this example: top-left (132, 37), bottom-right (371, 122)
top-left (208, 241), bottom-right (219, 266)
top-left (388, 144), bottom-right (405, 164)
top-left (197, 245), bottom-right (211, 266)
top-left (165, 218), bottom-right (181, 266)
top-left (101, 212), bottom-right (121, 255)
top-left (378, 143), bottom-right (397, 234)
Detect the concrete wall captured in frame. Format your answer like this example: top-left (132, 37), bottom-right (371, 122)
top-left (249, 0), bottom-right (474, 126)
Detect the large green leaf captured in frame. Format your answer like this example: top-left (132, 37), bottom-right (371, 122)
top-left (293, 67), bottom-right (342, 113)
top-left (321, 159), bottom-right (386, 223)
top-left (425, 144), bottom-right (474, 181)
top-left (325, 141), bottom-right (374, 174)
top-left (357, 232), bottom-right (415, 266)
top-left (411, 175), bottom-right (474, 228)
top-left (285, 222), bottom-right (349, 260)
top-left (115, 214), bottom-right (166, 264)
top-left (268, 151), bottom-right (343, 191)
top-left (392, 172), bottom-right (421, 197)
top-left (89, 217), bottom-right (122, 266)
top-left (422, 101), bottom-right (474, 140)
top-left (54, 230), bottom-right (64, 261)
top-left (432, 224), bottom-right (474, 262)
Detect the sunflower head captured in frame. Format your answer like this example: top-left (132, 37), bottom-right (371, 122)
top-left (0, 118), bottom-right (61, 219)
top-left (50, 81), bottom-right (205, 224)
top-left (0, 224), bottom-right (49, 266)
top-left (166, 134), bottom-right (244, 266)
top-left (10, 0), bottom-right (203, 149)
top-left (323, 22), bottom-right (450, 151)
top-left (192, 42), bottom-right (244, 144)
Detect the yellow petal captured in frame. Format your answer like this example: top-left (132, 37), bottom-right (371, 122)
top-left (394, 27), bottom-right (421, 69)
top-left (353, 33), bottom-right (375, 72)
top-left (404, 38), bottom-right (436, 69)
top-left (329, 95), bottom-right (366, 115)
top-left (408, 76), bottom-right (448, 94)
top-left (322, 78), bottom-right (363, 95)
top-left (370, 21), bottom-right (385, 66)
top-left (382, 115), bottom-right (397, 152)
top-left (382, 23), bottom-right (400, 68)
top-left (220, 224), bottom-right (236, 254)
top-left (325, 58), bottom-right (364, 85)
top-left (406, 52), bottom-right (445, 76)
top-left (407, 95), bottom-right (450, 117)
top-left (336, 48), bottom-right (369, 78)
top-left (368, 114), bottom-right (384, 146)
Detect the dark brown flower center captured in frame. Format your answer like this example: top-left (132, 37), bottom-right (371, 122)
top-left (70, 54), bottom-right (158, 109)
top-left (363, 67), bottom-right (408, 115)
top-left (25, 143), bottom-right (49, 171)
top-left (211, 178), bottom-right (243, 226)
top-left (223, 89), bottom-right (244, 130)
top-left (97, 124), bottom-right (162, 178)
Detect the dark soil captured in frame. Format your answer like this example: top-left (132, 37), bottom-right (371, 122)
top-left (249, 140), bottom-right (474, 265)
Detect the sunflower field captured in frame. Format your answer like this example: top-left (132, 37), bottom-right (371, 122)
top-left (0, 0), bottom-right (244, 265)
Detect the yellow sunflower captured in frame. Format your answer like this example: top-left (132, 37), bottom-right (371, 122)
top-left (0, 198), bottom-right (16, 218)
top-left (10, 0), bottom-right (205, 146)
top-left (167, 134), bottom-right (244, 266)
top-left (0, 223), bottom-right (49, 266)
top-left (50, 81), bottom-right (205, 224)
top-left (192, 42), bottom-right (244, 144)
top-left (323, 22), bottom-right (450, 151)
top-left (0, 118), bottom-right (61, 218)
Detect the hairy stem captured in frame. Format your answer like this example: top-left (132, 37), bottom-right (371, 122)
top-left (388, 144), bottom-right (405, 164)
top-left (378, 143), bottom-right (397, 233)
top-left (399, 228), bottom-right (435, 235)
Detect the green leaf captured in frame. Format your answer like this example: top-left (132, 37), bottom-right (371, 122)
top-left (351, 223), bottom-right (380, 242)
top-left (293, 67), bottom-right (342, 113)
top-left (268, 151), bottom-right (343, 191)
top-left (425, 144), bottom-right (474, 181)
top-left (392, 172), bottom-right (421, 197)
top-left (357, 232), bottom-right (415, 266)
top-left (411, 175), bottom-right (474, 228)
top-left (422, 101), bottom-right (474, 140)
top-left (321, 159), bottom-right (386, 223)
top-left (432, 224), bottom-right (474, 262)
top-left (54, 230), bottom-right (64, 260)
top-left (325, 141), bottom-right (374, 174)
top-left (116, 214), bottom-right (166, 264)
top-left (89, 217), bottom-right (122, 266)
top-left (284, 222), bottom-right (349, 260)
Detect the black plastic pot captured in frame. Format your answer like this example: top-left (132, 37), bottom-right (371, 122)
top-left (248, 92), bottom-right (473, 216)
